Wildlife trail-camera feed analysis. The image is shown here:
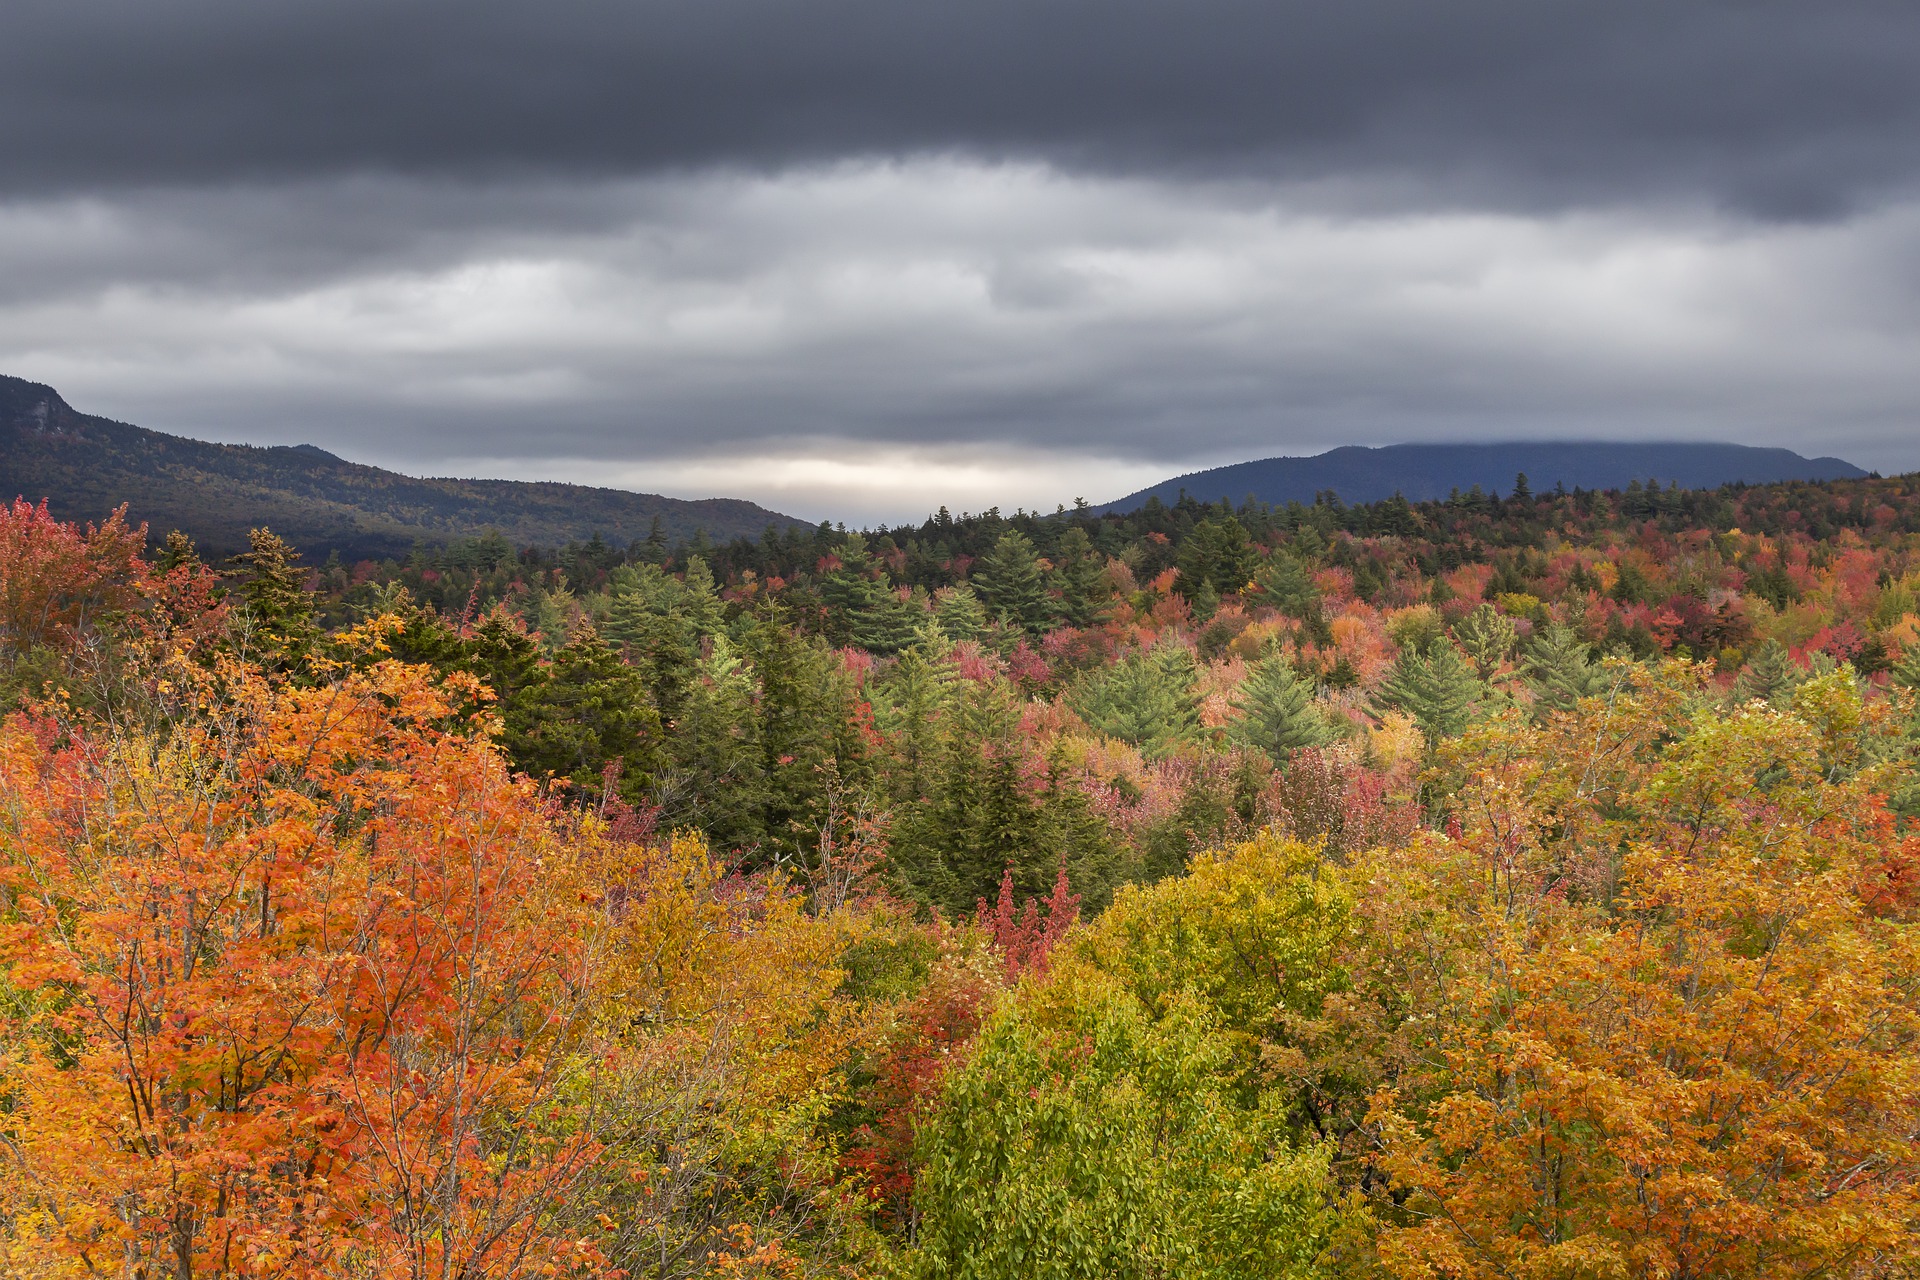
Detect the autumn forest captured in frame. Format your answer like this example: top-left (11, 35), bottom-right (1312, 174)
top-left (3, 471), bottom-right (1919, 1278)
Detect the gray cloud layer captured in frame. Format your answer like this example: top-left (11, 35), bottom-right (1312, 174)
top-left (2, 1), bottom-right (1919, 522)
top-left (9, 0), bottom-right (1920, 215)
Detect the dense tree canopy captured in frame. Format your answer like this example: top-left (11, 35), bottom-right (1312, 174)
top-left (3, 471), bottom-right (1920, 1276)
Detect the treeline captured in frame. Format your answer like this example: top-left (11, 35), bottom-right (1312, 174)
top-left (0, 480), bottom-right (1918, 1277)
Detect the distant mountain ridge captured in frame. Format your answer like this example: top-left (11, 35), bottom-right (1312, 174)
top-left (0, 376), bottom-right (808, 560)
top-left (1097, 442), bottom-right (1870, 514)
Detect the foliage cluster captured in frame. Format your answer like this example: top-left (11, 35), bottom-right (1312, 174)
top-left (1, 475), bottom-right (1919, 1276)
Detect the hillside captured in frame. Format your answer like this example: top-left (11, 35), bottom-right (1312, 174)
top-left (1099, 441), bottom-right (1869, 513)
top-left (0, 375), bottom-right (807, 559)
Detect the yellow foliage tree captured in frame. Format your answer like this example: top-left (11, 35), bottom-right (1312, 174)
top-left (1358, 665), bottom-right (1920, 1279)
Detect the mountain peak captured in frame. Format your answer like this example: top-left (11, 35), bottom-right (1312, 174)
top-left (1099, 441), bottom-right (1870, 514)
top-left (0, 375), bottom-right (86, 441)
top-left (0, 375), bottom-right (806, 557)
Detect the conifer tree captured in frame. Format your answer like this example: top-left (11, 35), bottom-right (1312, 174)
top-left (1073, 640), bottom-right (1203, 758)
top-left (640, 514), bottom-right (669, 562)
top-left (1524, 623), bottom-right (1604, 715)
top-left (1376, 638), bottom-right (1483, 743)
top-left (1452, 602), bottom-right (1517, 679)
top-left (933, 584), bottom-right (988, 642)
top-left (229, 527), bottom-right (318, 674)
top-left (1249, 551), bottom-right (1321, 621)
top-left (156, 529), bottom-right (202, 574)
top-left (1733, 638), bottom-right (1801, 705)
top-left (679, 555), bottom-right (727, 638)
top-left (1052, 526), bottom-right (1110, 628)
top-left (1175, 516), bottom-right (1258, 601)
top-left (819, 536), bottom-right (887, 642)
top-left (510, 628), bottom-right (664, 804)
top-left (1227, 650), bottom-right (1331, 760)
top-left (1892, 642), bottom-right (1920, 693)
top-left (973, 530), bottom-right (1052, 633)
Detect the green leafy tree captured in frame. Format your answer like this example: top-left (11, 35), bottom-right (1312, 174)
top-left (913, 835), bottom-right (1346, 1280)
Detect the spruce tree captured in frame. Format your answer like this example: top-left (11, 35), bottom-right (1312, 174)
top-left (1175, 516), bottom-right (1257, 601)
top-left (1892, 642), bottom-right (1920, 693)
top-left (819, 537), bottom-right (890, 648)
top-left (1248, 552), bottom-right (1321, 621)
top-left (973, 530), bottom-right (1052, 633)
top-left (854, 590), bottom-right (925, 656)
top-left (1227, 651), bottom-right (1331, 761)
top-left (679, 556), bottom-right (726, 638)
top-left (511, 628), bottom-right (665, 805)
top-left (156, 530), bottom-right (201, 575)
top-left (640, 515), bottom-right (669, 563)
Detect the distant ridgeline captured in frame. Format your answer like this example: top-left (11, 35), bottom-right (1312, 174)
top-left (0, 375), bottom-right (808, 560)
top-left (1099, 442), bottom-right (1870, 515)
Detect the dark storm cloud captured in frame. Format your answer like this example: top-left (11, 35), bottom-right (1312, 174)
top-left (4, 0), bottom-right (1920, 523)
top-left (4, 0), bottom-right (1920, 217)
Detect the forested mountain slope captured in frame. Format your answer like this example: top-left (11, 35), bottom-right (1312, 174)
top-left (1101, 440), bottom-right (1868, 512)
top-left (0, 374), bottom-right (806, 558)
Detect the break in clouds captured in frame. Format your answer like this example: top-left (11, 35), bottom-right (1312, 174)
top-left (3, 0), bottom-right (1920, 523)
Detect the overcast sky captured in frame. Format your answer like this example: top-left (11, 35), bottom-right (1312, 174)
top-left (4, 0), bottom-right (1919, 524)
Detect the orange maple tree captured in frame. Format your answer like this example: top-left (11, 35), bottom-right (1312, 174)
top-left (0, 633), bottom-right (608, 1277)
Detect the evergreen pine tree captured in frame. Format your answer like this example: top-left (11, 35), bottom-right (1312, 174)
top-left (1376, 638), bottom-right (1483, 743)
top-left (1248, 552), bottom-right (1321, 620)
top-left (640, 515), bottom-right (669, 563)
top-left (1227, 650), bottom-right (1331, 760)
top-left (973, 530), bottom-right (1052, 633)
top-left (509, 628), bottom-right (665, 804)
top-left (679, 556), bottom-right (726, 638)
top-left (156, 530), bottom-right (201, 574)
top-left (660, 634), bottom-right (765, 846)
top-left (228, 527), bottom-right (318, 674)
top-left (820, 537), bottom-right (923, 654)
top-left (1182, 516), bottom-right (1258, 599)
top-left (1453, 602), bottom-right (1518, 679)
top-left (1052, 526), bottom-right (1110, 628)
top-left (1072, 640), bottom-right (1202, 758)
top-left (1733, 639), bottom-right (1802, 705)
top-left (933, 584), bottom-right (988, 642)
top-left (1523, 623), bottom-right (1604, 716)
top-left (1888, 642), bottom-right (1920, 692)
